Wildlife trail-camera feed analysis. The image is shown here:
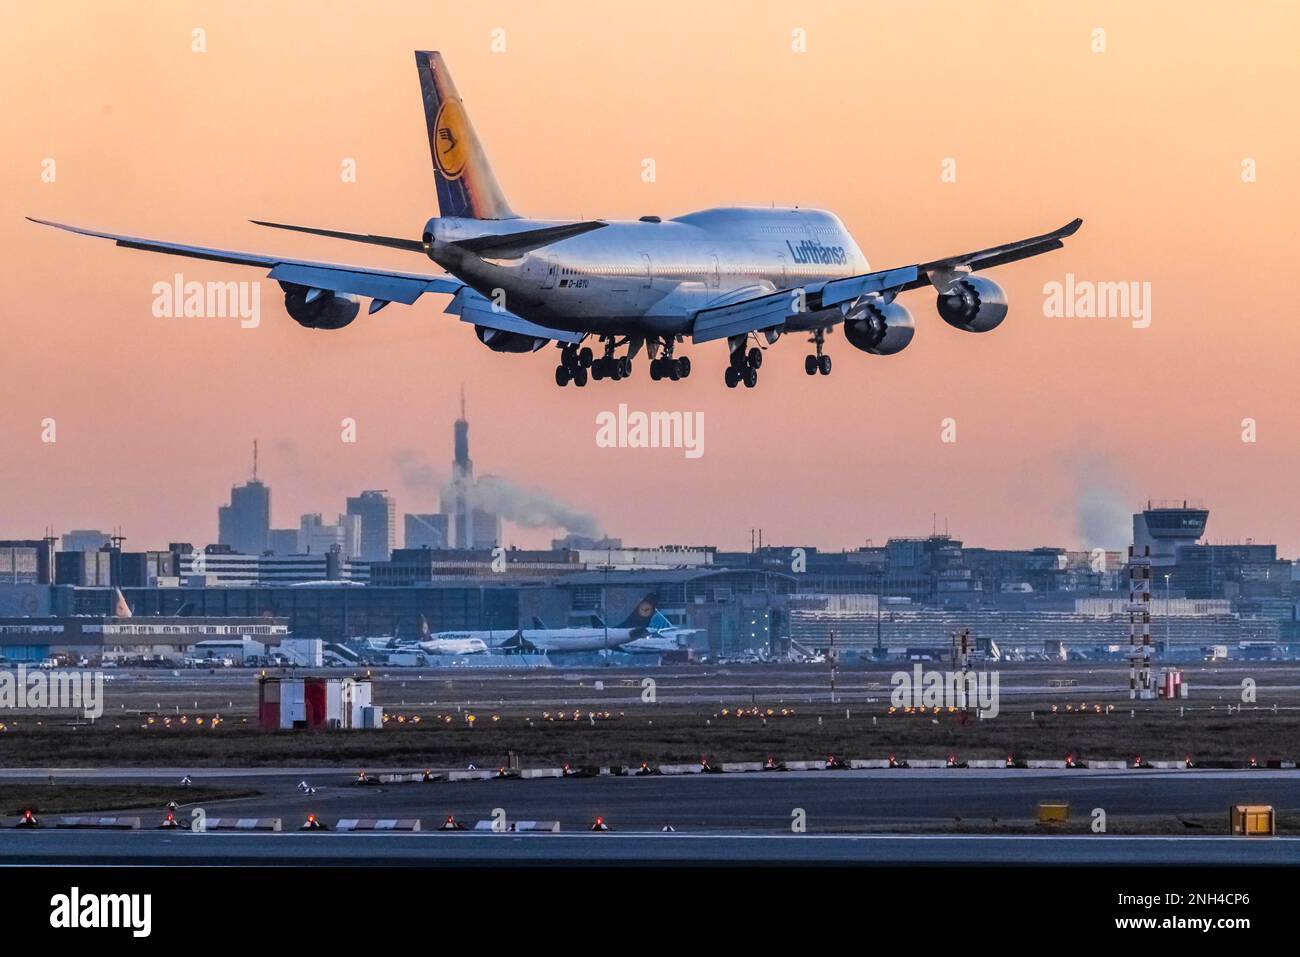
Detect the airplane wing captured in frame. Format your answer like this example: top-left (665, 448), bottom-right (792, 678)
top-left (823, 218), bottom-right (1083, 305)
top-left (445, 287), bottom-right (584, 344)
top-left (690, 218), bottom-right (1081, 343)
top-left (26, 217), bottom-right (463, 307)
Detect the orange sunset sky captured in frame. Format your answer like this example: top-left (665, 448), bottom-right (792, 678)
top-left (2, 1), bottom-right (1298, 554)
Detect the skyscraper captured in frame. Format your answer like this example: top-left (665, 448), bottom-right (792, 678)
top-left (346, 490), bottom-right (396, 562)
top-left (404, 512), bottom-right (449, 549)
top-left (217, 442), bottom-right (270, 555)
top-left (299, 512), bottom-right (361, 558)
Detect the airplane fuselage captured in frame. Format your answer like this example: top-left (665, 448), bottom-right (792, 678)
top-left (426, 206), bottom-right (868, 337)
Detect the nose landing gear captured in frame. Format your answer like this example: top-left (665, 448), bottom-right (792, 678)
top-left (804, 329), bottom-right (831, 375)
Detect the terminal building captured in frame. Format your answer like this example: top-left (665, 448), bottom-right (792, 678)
top-left (0, 614), bottom-right (290, 664)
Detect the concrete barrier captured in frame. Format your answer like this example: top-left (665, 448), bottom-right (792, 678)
top-left (510, 821), bottom-right (560, 832)
top-left (334, 819), bottom-right (421, 832)
top-left (202, 818), bottom-right (282, 832)
top-left (377, 772), bottom-right (424, 784)
top-left (1083, 760), bottom-right (1127, 769)
top-left (1026, 760), bottom-right (1068, 769)
top-left (968, 760), bottom-right (1003, 769)
top-left (849, 759), bottom-right (890, 769)
top-left (721, 762), bottom-right (763, 773)
top-left (57, 817), bottom-right (141, 829)
top-left (907, 759), bottom-right (949, 769)
top-left (657, 764), bottom-right (700, 775)
top-left (1149, 761), bottom-right (1189, 770)
top-left (448, 770), bottom-right (495, 782)
top-left (785, 761), bottom-right (819, 771)
top-left (520, 768), bottom-right (563, 779)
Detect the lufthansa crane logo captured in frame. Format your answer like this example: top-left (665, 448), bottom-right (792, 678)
top-left (433, 99), bottom-right (470, 179)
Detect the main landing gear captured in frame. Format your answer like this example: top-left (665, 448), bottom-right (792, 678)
top-left (557, 336), bottom-right (653, 386)
top-left (554, 343), bottom-right (593, 387)
top-left (724, 337), bottom-right (763, 389)
top-left (804, 328), bottom-right (832, 376)
top-left (590, 337), bottom-right (632, 381)
top-left (649, 336), bottom-right (691, 382)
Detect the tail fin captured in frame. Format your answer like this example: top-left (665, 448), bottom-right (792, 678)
top-left (499, 631), bottom-right (539, 655)
top-left (415, 51), bottom-right (517, 220)
top-left (616, 595), bottom-right (659, 630)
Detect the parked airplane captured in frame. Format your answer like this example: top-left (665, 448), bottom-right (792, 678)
top-left (594, 610), bottom-right (700, 654)
top-left (439, 595), bottom-right (660, 654)
top-left (28, 51), bottom-right (1081, 389)
top-left (418, 636), bottom-right (489, 656)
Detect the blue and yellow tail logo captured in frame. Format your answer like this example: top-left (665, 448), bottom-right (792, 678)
top-left (433, 99), bottom-right (470, 179)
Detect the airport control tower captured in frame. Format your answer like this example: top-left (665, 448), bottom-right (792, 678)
top-left (1132, 501), bottom-right (1209, 567)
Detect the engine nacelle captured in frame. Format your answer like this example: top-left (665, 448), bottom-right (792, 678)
top-left (936, 276), bottom-right (1008, 333)
top-left (843, 300), bottom-right (915, 356)
top-left (474, 325), bottom-right (548, 353)
top-left (281, 283), bottom-right (360, 330)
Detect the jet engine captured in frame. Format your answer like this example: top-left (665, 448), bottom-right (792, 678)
top-left (281, 283), bottom-right (360, 330)
top-left (843, 299), bottom-right (915, 355)
top-left (474, 325), bottom-right (548, 353)
top-left (935, 276), bottom-right (1007, 332)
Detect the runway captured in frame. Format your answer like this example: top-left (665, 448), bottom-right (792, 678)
top-left (3, 767), bottom-right (1298, 839)
top-left (0, 829), bottom-right (1296, 865)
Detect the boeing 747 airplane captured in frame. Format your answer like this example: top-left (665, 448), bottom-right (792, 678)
top-left (29, 51), bottom-right (1081, 389)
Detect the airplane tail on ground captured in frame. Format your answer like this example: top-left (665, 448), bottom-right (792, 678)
top-left (415, 50), bottom-right (517, 220)
top-left (616, 595), bottom-right (659, 631)
top-left (499, 630), bottom-right (540, 654)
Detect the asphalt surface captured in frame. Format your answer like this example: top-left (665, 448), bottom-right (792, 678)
top-left (0, 830), bottom-right (1296, 865)
top-left (4, 767), bottom-right (1298, 834)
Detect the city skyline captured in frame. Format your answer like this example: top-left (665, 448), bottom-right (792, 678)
top-left (5, 2), bottom-right (1299, 555)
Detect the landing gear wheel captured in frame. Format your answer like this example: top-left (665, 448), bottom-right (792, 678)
top-left (572, 365), bottom-right (588, 387)
top-left (668, 360), bottom-right (681, 381)
top-left (578, 347), bottom-right (593, 368)
top-left (818, 354), bottom-right (832, 375)
top-left (620, 356), bottom-right (632, 378)
top-left (748, 347), bottom-right (763, 370)
top-left (592, 360), bottom-right (606, 381)
top-left (805, 355), bottom-right (818, 375)
top-left (678, 356), bottom-right (691, 378)
top-left (650, 360), bottom-right (663, 381)
top-left (555, 364), bottom-right (570, 386)
top-left (743, 367), bottom-right (759, 388)
top-left (725, 366), bottom-right (740, 388)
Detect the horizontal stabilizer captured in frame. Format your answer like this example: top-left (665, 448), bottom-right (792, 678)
top-left (251, 220), bottom-right (426, 253)
top-left (451, 221), bottom-right (607, 259)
